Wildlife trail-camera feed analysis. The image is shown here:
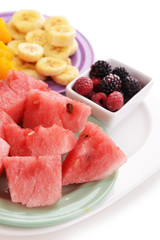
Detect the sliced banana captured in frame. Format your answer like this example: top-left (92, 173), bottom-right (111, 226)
top-left (43, 43), bottom-right (70, 59)
top-left (18, 42), bottom-right (44, 62)
top-left (36, 57), bottom-right (66, 76)
top-left (69, 39), bottom-right (78, 56)
top-left (20, 63), bottom-right (46, 81)
top-left (48, 25), bottom-right (76, 47)
top-left (25, 29), bottom-right (47, 46)
top-left (44, 16), bottom-right (69, 31)
top-left (12, 56), bottom-right (25, 69)
top-left (12, 10), bottom-right (45, 34)
top-left (7, 39), bottom-right (24, 55)
top-left (65, 58), bottom-right (71, 65)
top-left (51, 65), bottom-right (79, 86)
top-left (7, 21), bottom-right (26, 40)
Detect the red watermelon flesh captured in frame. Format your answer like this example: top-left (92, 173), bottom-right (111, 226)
top-left (62, 122), bottom-right (127, 185)
top-left (0, 81), bottom-right (25, 123)
top-left (0, 138), bottom-right (10, 175)
top-left (23, 89), bottom-right (63, 129)
top-left (4, 124), bottom-right (32, 156)
top-left (3, 155), bottom-right (61, 207)
top-left (23, 89), bottom-right (91, 132)
top-left (0, 109), bottom-right (15, 140)
top-left (26, 124), bottom-right (77, 155)
top-left (6, 70), bottom-right (48, 97)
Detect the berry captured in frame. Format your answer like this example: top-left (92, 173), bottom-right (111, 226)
top-left (122, 76), bottom-right (141, 97)
top-left (112, 67), bottom-right (129, 81)
top-left (106, 91), bottom-right (124, 112)
top-left (91, 92), bottom-right (107, 107)
top-left (89, 60), bottom-right (112, 79)
top-left (73, 77), bottom-right (93, 96)
top-left (92, 77), bottom-right (101, 92)
top-left (100, 73), bottom-right (122, 95)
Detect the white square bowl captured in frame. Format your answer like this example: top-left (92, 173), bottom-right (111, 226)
top-left (66, 58), bottom-right (153, 128)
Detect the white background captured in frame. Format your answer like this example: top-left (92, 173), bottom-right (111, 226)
top-left (0, 0), bottom-right (160, 239)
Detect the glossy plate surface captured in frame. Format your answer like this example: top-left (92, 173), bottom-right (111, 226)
top-left (0, 11), bottom-right (95, 93)
top-left (0, 116), bottom-right (118, 228)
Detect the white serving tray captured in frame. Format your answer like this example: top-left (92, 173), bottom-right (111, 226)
top-left (0, 91), bottom-right (160, 237)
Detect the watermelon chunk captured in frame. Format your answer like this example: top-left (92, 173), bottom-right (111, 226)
top-left (62, 122), bottom-right (127, 185)
top-left (6, 70), bottom-right (48, 97)
top-left (0, 109), bottom-right (15, 139)
top-left (4, 123), bottom-right (77, 156)
top-left (0, 70), bottom-right (48, 124)
top-left (0, 138), bottom-right (10, 175)
top-left (0, 80), bottom-right (25, 123)
top-left (26, 124), bottom-right (77, 155)
top-left (3, 155), bottom-right (61, 207)
top-left (4, 124), bottom-right (32, 156)
top-left (23, 89), bottom-right (91, 132)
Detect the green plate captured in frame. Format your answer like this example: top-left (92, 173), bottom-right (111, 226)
top-left (0, 116), bottom-right (118, 228)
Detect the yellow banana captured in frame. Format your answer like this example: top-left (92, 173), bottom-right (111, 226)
top-left (12, 10), bottom-right (45, 33)
top-left (36, 57), bottom-right (66, 76)
top-left (43, 43), bottom-right (70, 59)
top-left (48, 25), bottom-right (76, 47)
top-left (44, 16), bottom-right (69, 31)
top-left (18, 42), bottom-right (44, 62)
top-left (7, 21), bottom-right (26, 40)
top-left (51, 65), bottom-right (79, 86)
top-left (25, 29), bottom-right (47, 46)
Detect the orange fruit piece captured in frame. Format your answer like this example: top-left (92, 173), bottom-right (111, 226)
top-left (0, 56), bottom-right (17, 80)
top-left (0, 18), bottom-right (12, 43)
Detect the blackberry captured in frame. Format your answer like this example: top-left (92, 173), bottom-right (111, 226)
top-left (89, 60), bottom-right (112, 79)
top-left (112, 67), bottom-right (129, 81)
top-left (99, 73), bottom-right (122, 95)
top-left (122, 75), bottom-right (141, 97)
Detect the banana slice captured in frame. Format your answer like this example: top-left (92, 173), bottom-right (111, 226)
top-left (20, 63), bottom-right (46, 81)
top-left (43, 43), bottom-right (70, 59)
top-left (36, 57), bottom-right (66, 76)
top-left (12, 56), bottom-right (25, 69)
top-left (7, 21), bottom-right (26, 40)
top-left (25, 29), bottom-right (47, 46)
top-left (7, 39), bottom-right (24, 55)
top-left (48, 25), bottom-right (76, 47)
top-left (65, 58), bottom-right (71, 65)
top-left (69, 39), bottom-right (78, 56)
top-left (44, 16), bottom-right (69, 31)
top-left (51, 65), bottom-right (79, 86)
top-left (12, 10), bottom-right (45, 34)
top-left (18, 42), bottom-right (44, 62)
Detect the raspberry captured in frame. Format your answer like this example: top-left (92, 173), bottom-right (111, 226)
top-left (73, 77), bottom-right (93, 96)
top-left (106, 91), bottom-right (124, 111)
top-left (92, 78), bottom-right (101, 92)
top-left (91, 92), bottom-right (107, 107)
top-left (112, 67), bottom-right (129, 81)
top-left (100, 73), bottom-right (122, 95)
top-left (122, 76), bottom-right (141, 97)
top-left (89, 60), bottom-right (112, 79)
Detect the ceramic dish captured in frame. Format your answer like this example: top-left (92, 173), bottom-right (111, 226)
top-left (0, 11), bottom-right (95, 93)
top-left (66, 58), bottom-right (153, 128)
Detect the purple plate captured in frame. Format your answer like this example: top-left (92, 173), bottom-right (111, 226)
top-left (0, 11), bottom-right (95, 93)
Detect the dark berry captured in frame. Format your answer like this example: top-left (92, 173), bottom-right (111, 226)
top-left (73, 77), bottom-right (93, 96)
top-left (112, 67), bottom-right (129, 81)
top-left (92, 78), bottom-right (101, 92)
top-left (91, 92), bottom-right (107, 107)
top-left (100, 73), bottom-right (122, 95)
top-left (89, 60), bottom-right (112, 79)
top-left (106, 91), bottom-right (124, 111)
top-left (122, 76), bottom-right (141, 97)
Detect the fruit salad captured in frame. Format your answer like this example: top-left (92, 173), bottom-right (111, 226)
top-left (6, 10), bottom-right (79, 85)
top-left (73, 60), bottom-right (142, 112)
